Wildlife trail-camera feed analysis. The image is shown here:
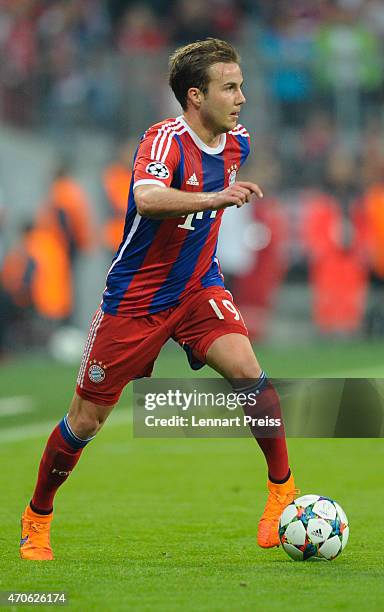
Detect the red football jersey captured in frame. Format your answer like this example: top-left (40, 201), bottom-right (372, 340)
top-left (102, 116), bottom-right (250, 315)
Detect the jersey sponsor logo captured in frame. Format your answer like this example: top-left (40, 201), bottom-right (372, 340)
top-left (88, 359), bottom-right (107, 383)
top-left (228, 163), bottom-right (238, 185)
top-left (145, 161), bottom-right (170, 179)
top-left (186, 172), bottom-right (199, 186)
top-left (178, 210), bottom-right (217, 231)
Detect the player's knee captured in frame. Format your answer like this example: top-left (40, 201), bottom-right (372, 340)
top-left (229, 361), bottom-right (262, 380)
top-left (67, 395), bottom-right (114, 439)
top-left (71, 413), bottom-right (103, 438)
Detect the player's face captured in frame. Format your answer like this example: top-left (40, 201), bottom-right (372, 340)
top-left (200, 62), bottom-right (246, 133)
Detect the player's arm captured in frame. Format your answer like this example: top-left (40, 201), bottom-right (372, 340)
top-left (134, 182), bottom-right (263, 219)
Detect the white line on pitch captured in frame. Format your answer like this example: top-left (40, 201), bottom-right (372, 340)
top-left (0, 408), bottom-right (130, 444)
top-left (0, 396), bottom-right (35, 417)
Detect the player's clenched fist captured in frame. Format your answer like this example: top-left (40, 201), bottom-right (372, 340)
top-left (211, 181), bottom-right (263, 210)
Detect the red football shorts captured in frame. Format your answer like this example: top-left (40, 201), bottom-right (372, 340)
top-left (76, 286), bottom-right (248, 405)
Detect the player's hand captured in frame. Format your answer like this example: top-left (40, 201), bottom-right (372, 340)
top-left (211, 181), bottom-right (263, 210)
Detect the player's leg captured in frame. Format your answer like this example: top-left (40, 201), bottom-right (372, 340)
top-left (174, 289), bottom-right (298, 548)
top-left (67, 392), bottom-right (115, 438)
top-left (20, 307), bottom-right (170, 560)
top-left (206, 334), bottom-right (288, 471)
top-left (206, 333), bottom-right (298, 548)
top-left (20, 393), bottom-right (114, 561)
top-left (30, 393), bottom-right (115, 513)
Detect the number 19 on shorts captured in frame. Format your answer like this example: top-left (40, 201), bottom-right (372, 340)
top-left (209, 298), bottom-right (243, 322)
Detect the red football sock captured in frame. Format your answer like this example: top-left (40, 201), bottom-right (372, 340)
top-left (31, 416), bottom-right (93, 513)
top-left (256, 437), bottom-right (290, 482)
top-left (235, 374), bottom-right (290, 482)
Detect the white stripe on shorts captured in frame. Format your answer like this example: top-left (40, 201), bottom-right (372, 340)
top-left (77, 308), bottom-right (104, 388)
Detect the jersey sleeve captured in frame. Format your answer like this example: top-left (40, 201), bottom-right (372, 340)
top-left (133, 124), bottom-right (181, 190)
top-left (238, 126), bottom-right (250, 166)
top-left (243, 133), bottom-right (250, 163)
top-left (230, 123), bottom-right (251, 167)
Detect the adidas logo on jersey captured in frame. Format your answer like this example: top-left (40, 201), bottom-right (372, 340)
top-left (186, 173), bottom-right (199, 186)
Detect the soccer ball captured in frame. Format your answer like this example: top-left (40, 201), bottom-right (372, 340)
top-left (279, 495), bottom-right (349, 561)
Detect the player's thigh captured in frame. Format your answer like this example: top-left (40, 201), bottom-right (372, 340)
top-left (174, 287), bottom-right (261, 379)
top-left (76, 307), bottom-right (169, 408)
top-left (67, 391), bottom-right (115, 438)
top-left (205, 332), bottom-right (262, 380)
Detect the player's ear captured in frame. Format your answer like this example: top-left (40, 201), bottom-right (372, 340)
top-left (187, 87), bottom-right (202, 109)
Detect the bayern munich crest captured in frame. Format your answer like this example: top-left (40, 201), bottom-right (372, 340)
top-left (228, 163), bottom-right (238, 185)
top-left (88, 359), bottom-right (107, 383)
top-left (145, 161), bottom-right (170, 179)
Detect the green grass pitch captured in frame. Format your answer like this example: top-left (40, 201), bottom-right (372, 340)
top-left (1, 342), bottom-right (384, 611)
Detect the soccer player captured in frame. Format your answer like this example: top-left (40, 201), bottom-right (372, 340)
top-left (20, 38), bottom-right (297, 561)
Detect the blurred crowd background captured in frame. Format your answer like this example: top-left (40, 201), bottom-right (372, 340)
top-left (1, 0), bottom-right (384, 360)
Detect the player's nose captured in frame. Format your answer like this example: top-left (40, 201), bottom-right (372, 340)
top-left (237, 89), bottom-right (246, 105)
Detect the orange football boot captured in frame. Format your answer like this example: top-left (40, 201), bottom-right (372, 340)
top-left (257, 473), bottom-right (299, 548)
top-left (20, 505), bottom-right (54, 560)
